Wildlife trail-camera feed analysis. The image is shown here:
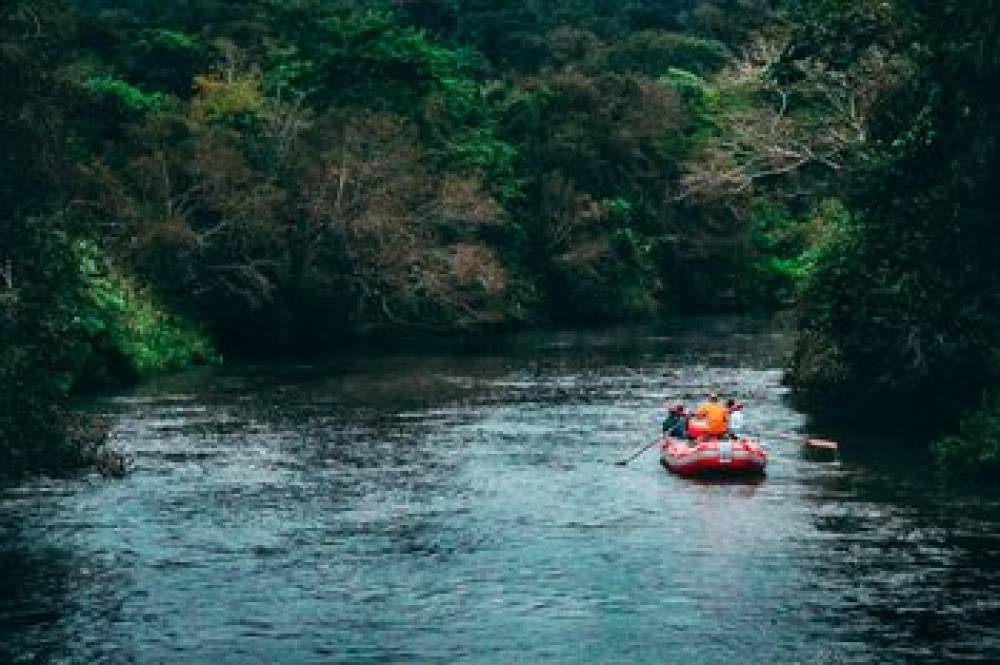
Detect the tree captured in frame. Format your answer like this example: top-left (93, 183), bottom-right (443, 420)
top-left (0, 1), bottom-right (109, 473)
top-left (787, 0), bottom-right (1000, 427)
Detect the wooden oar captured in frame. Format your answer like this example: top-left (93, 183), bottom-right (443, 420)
top-left (756, 431), bottom-right (839, 450)
top-left (615, 437), bottom-right (663, 466)
top-left (805, 438), bottom-right (839, 451)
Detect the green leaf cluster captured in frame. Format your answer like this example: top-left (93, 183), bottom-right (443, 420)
top-left (70, 240), bottom-right (219, 386)
top-left (933, 393), bottom-right (1000, 476)
top-left (85, 75), bottom-right (171, 114)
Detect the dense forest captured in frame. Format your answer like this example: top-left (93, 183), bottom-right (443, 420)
top-left (2, 0), bottom-right (999, 475)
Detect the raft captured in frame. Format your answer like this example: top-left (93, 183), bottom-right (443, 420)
top-left (660, 436), bottom-right (767, 477)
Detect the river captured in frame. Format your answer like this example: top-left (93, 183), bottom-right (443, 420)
top-left (2, 317), bottom-right (1000, 663)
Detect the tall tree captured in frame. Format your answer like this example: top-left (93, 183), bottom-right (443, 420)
top-left (788, 0), bottom-right (1000, 424)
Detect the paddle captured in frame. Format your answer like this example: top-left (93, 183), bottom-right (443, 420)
top-left (756, 431), bottom-right (839, 450)
top-left (615, 437), bottom-right (663, 466)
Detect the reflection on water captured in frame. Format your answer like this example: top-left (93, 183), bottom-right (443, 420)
top-left (2, 318), bottom-right (1000, 663)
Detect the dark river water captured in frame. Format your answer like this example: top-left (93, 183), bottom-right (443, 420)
top-left (3, 318), bottom-right (1000, 663)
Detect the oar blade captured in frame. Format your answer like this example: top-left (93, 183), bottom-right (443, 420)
top-left (805, 438), bottom-right (839, 450)
top-left (615, 437), bottom-right (662, 466)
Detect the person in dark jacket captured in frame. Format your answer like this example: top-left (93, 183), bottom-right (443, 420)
top-left (662, 404), bottom-right (689, 438)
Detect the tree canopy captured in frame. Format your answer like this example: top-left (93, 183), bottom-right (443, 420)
top-left (5, 0), bottom-right (1000, 475)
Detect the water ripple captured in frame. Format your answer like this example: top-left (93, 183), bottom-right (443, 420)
top-left (3, 320), bottom-right (1000, 663)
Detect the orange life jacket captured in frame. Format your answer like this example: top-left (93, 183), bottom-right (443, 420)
top-left (694, 401), bottom-right (728, 436)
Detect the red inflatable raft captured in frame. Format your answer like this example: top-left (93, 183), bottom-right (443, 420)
top-left (660, 436), bottom-right (767, 477)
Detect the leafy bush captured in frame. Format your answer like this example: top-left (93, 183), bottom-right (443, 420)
top-left (740, 198), bottom-right (849, 307)
top-left (191, 71), bottom-right (265, 124)
top-left (69, 240), bottom-right (219, 387)
top-left (125, 28), bottom-right (208, 97)
top-left (13, 231), bottom-right (218, 392)
top-left (85, 75), bottom-right (171, 114)
top-left (0, 221), bottom-right (103, 475)
top-left (441, 127), bottom-right (521, 202)
top-left (294, 10), bottom-right (481, 120)
top-left (661, 67), bottom-right (720, 143)
top-left (604, 31), bottom-right (732, 77)
top-left (933, 394), bottom-right (1000, 476)
top-left (0, 338), bottom-right (109, 477)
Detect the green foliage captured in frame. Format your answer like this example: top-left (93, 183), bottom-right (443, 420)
top-left (548, 245), bottom-right (659, 321)
top-left (125, 28), bottom-right (208, 97)
top-left (85, 75), bottom-right (171, 114)
top-left (743, 203), bottom-right (800, 307)
top-left (604, 31), bottom-right (732, 77)
top-left (661, 67), bottom-right (715, 104)
top-left (0, 344), bottom-right (108, 477)
top-left (543, 193), bottom-right (659, 322)
top-left (787, 0), bottom-right (1000, 434)
top-left (1, 1), bottom-right (111, 475)
top-left (606, 196), bottom-right (634, 225)
top-left (661, 67), bottom-right (720, 143)
top-left (294, 9), bottom-right (481, 120)
top-left (740, 198), bottom-right (849, 307)
top-left (71, 241), bottom-right (219, 385)
top-left (609, 225), bottom-right (659, 316)
top-left (8, 0), bottom-right (867, 472)
top-left (7, 225), bottom-right (217, 391)
top-left (933, 393), bottom-right (1000, 476)
top-left (443, 127), bottom-right (522, 201)
top-left (144, 28), bottom-right (197, 51)
top-left (191, 71), bottom-right (265, 124)
top-left (0, 220), bottom-right (95, 474)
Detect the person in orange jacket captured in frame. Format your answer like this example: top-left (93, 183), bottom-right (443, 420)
top-left (691, 393), bottom-right (729, 438)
